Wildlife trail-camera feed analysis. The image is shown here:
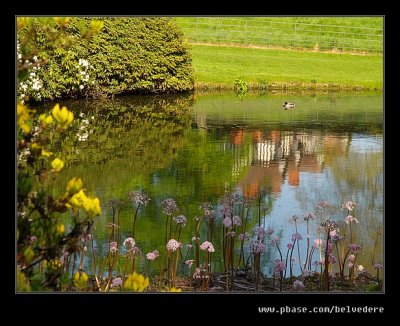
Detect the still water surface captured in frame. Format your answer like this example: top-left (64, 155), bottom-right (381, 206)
top-left (38, 91), bottom-right (383, 277)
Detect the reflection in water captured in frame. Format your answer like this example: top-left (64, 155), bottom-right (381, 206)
top-left (239, 130), bottom-right (331, 196)
top-left (223, 127), bottom-right (382, 275)
top-left (234, 129), bottom-right (347, 196)
top-left (39, 92), bottom-right (382, 277)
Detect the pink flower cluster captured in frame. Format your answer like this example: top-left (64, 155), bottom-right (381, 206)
top-left (161, 198), bottom-right (178, 216)
top-left (123, 237), bottom-right (135, 248)
top-left (193, 266), bottom-right (209, 279)
top-left (342, 201), bottom-right (357, 211)
top-left (128, 191), bottom-right (150, 206)
top-left (200, 241), bottom-right (215, 252)
top-left (173, 215), bottom-right (187, 227)
top-left (315, 200), bottom-right (330, 210)
top-left (270, 238), bottom-right (279, 246)
top-left (110, 241), bottom-right (118, 253)
top-left (293, 280), bottom-right (305, 290)
top-left (274, 259), bottom-right (286, 274)
top-left (166, 239), bottom-right (182, 252)
top-left (200, 202), bottom-right (215, 219)
top-left (251, 241), bottom-right (266, 254)
top-left (185, 259), bottom-right (194, 268)
top-left (223, 216), bottom-right (241, 228)
top-left (349, 243), bottom-right (360, 252)
top-left (255, 226), bottom-right (266, 240)
top-left (146, 250), bottom-right (160, 261)
top-left (239, 233), bottom-right (249, 241)
top-left (292, 232), bottom-right (303, 241)
top-left (344, 215), bottom-right (359, 224)
top-left (111, 277), bottom-right (122, 288)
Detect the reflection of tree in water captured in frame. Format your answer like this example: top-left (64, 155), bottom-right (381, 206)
top-left (50, 93), bottom-right (195, 194)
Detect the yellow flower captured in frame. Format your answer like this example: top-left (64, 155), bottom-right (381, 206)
top-left (53, 17), bottom-right (70, 27)
top-left (65, 177), bottom-right (83, 196)
top-left (17, 103), bottom-right (34, 133)
top-left (44, 259), bottom-right (62, 270)
top-left (30, 143), bottom-right (41, 156)
top-left (123, 272), bottom-right (149, 292)
top-left (73, 271), bottom-right (89, 289)
top-left (52, 103), bottom-right (74, 129)
top-left (30, 143), bottom-right (53, 158)
top-left (39, 114), bottom-right (54, 127)
top-left (68, 189), bottom-right (87, 208)
top-left (90, 20), bottom-right (104, 34)
top-left (83, 197), bottom-right (101, 218)
top-left (51, 158), bottom-right (65, 172)
top-left (66, 186), bottom-right (101, 217)
top-left (41, 149), bottom-right (53, 158)
top-left (168, 287), bottom-right (182, 292)
top-left (56, 224), bottom-right (65, 235)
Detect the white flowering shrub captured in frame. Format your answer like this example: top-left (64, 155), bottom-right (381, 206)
top-left (18, 56), bottom-right (43, 102)
top-left (17, 17), bottom-right (194, 103)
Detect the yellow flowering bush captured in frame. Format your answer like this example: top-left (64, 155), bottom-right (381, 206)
top-left (83, 197), bottom-right (101, 218)
top-left (74, 271), bottom-right (89, 289)
top-left (56, 224), bottom-right (65, 235)
top-left (17, 18), bottom-right (104, 292)
top-left (17, 101), bottom-right (101, 290)
top-left (65, 177), bottom-right (83, 195)
top-left (51, 158), bottom-right (65, 172)
top-left (52, 104), bottom-right (74, 129)
top-left (66, 188), bottom-right (101, 218)
top-left (123, 273), bottom-right (150, 292)
top-left (39, 113), bottom-right (53, 127)
top-left (17, 103), bottom-right (34, 134)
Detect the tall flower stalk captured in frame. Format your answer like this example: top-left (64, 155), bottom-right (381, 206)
top-left (161, 198), bottom-right (178, 277)
top-left (128, 191), bottom-right (150, 239)
top-left (238, 202), bottom-right (251, 268)
top-left (342, 201), bottom-right (357, 243)
top-left (250, 240), bottom-right (266, 291)
top-left (321, 220), bottom-right (338, 291)
top-left (166, 239), bottom-right (181, 288)
top-left (200, 202), bottom-right (215, 242)
top-left (200, 241), bottom-right (215, 290)
top-left (303, 213), bottom-right (315, 270)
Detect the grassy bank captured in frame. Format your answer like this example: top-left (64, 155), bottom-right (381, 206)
top-left (191, 44), bottom-right (383, 90)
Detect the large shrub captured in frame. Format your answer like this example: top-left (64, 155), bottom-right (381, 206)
top-left (18, 17), bottom-right (194, 102)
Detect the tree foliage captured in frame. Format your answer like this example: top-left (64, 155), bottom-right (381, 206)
top-left (18, 17), bottom-right (194, 103)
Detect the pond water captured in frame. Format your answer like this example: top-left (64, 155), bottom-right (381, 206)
top-left (36, 91), bottom-right (383, 278)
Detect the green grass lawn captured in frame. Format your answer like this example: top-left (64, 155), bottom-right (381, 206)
top-left (176, 17), bottom-right (383, 53)
top-left (191, 44), bottom-right (383, 90)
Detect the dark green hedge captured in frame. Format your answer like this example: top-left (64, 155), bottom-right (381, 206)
top-left (19, 17), bottom-right (195, 102)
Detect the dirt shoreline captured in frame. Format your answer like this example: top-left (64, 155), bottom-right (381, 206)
top-left (195, 81), bottom-right (381, 92)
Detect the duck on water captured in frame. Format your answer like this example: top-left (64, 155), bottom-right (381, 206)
top-left (283, 101), bottom-right (295, 109)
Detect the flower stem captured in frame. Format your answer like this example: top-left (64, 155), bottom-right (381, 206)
top-left (132, 203), bottom-right (140, 238)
